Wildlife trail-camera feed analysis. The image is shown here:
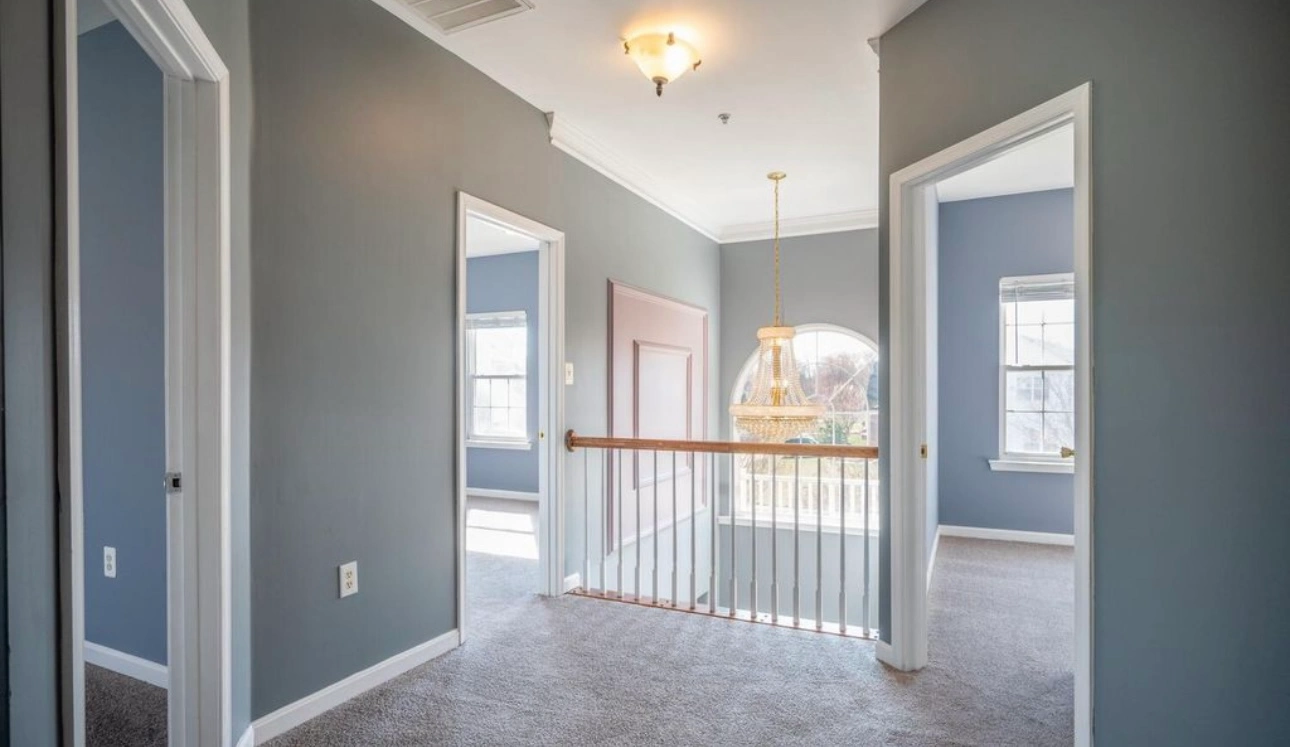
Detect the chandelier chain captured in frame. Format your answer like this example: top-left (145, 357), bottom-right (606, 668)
top-left (773, 174), bottom-right (781, 326)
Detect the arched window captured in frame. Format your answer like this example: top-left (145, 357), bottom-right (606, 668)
top-left (730, 324), bottom-right (879, 525)
top-left (731, 324), bottom-right (879, 446)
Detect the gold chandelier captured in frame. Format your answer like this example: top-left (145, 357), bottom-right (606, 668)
top-left (730, 172), bottom-right (824, 442)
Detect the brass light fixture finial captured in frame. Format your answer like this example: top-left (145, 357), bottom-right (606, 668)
top-left (623, 31), bottom-right (702, 97)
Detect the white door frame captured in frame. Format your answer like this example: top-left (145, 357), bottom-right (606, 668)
top-left (455, 192), bottom-right (566, 643)
top-left (882, 83), bottom-right (1093, 746)
top-left (62, 0), bottom-right (232, 744)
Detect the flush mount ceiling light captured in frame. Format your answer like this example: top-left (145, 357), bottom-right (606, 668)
top-left (730, 173), bottom-right (825, 442)
top-left (623, 32), bottom-right (701, 97)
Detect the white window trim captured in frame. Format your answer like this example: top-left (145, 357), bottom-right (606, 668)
top-left (465, 310), bottom-right (530, 446)
top-left (995, 272), bottom-right (1075, 472)
top-left (988, 457), bottom-right (1073, 474)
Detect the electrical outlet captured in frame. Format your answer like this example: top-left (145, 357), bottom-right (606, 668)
top-left (564, 361), bottom-right (575, 385)
top-left (104, 547), bottom-right (117, 578)
top-left (339, 561), bottom-right (358, 598)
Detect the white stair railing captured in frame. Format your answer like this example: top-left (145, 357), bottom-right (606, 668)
top-left (564, 431), bottom-right (879, 639)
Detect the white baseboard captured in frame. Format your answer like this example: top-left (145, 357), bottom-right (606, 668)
top-left (83, 641), bottom-right (168, 688)
top-left (251, 629), bottom-right (459, 743)
top-left (235, 724), bottom-right (255, 747)
top-left (926, 527), bottom-right (941, 591)
top-left (466, 487), bottom-right (540, 502)
top-left (563, 572), bottom-right (582, 593)
top-left (938, 524), bottom-right (1074, 546)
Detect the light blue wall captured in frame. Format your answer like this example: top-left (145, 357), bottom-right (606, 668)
top-left (938, 189), bottom-right (1074, 534)
top-left (466, 252), bottom-right (539, 494)
top-left (78, 21), bottom-right (167, 666)
top-left (880, 1), bottom-right (1290, 742)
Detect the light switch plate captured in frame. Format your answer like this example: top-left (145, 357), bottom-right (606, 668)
top-left (339, 561), bottom-right (358, 598)
top-left (564, 361), bottom-right (575, 385)
top-left (104, 547), bottom-right (117, 578)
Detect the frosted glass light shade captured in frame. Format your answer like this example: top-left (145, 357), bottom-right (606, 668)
top-left (624, 32), bottom-right (701, 96)
top-left (730, 326), bottom-right (824, 442)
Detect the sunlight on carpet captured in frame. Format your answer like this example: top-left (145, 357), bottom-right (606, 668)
top-left (466, 505), bottom-right (538, 559)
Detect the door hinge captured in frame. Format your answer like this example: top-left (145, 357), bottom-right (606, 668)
top-left (165, 472), bottom-right (182, 494)
top-left (920, 444), bottom-right (928, 459)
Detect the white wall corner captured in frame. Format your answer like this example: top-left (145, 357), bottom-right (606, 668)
top-left (251, 629), bottom-right (459, 743)
top-left (718, 208), bottom-right (880, 244)
top-left (545, 113), bottom-right (720, 241)
top-left (235, 723), bottom-right (255, 747)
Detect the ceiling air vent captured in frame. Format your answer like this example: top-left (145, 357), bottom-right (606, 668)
top-left (413, 0), bottom-right (534, 34)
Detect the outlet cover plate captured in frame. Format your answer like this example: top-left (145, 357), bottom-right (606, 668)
top-left (339, 561), bottom-right (358, 598)
top-left (104, 546), bottom-right (117, 578)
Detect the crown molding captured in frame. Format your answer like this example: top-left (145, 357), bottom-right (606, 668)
top-left (368, 0), bottom-right (875, 247)
top-left (546, 113), bottom-right (721, 241)
top-left (718, 208), bottom-right (879, 245)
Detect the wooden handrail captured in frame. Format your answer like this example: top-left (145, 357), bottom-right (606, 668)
top-left (565, 430), bottom-right (878, 459)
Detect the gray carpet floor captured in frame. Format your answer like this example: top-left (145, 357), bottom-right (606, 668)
top-left (267, 536), bottom-right (1073, 746)
top-left (86, 663), bottom-right (167, 747)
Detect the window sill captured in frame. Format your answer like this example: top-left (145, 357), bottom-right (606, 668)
top-left (988, 458), bottom-right (1073, 474)
top-left (467, 439), bottom-right (532, 451)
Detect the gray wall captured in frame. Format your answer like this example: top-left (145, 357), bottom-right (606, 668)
top-left (2, 0), bottom-right (59, 739)
top-left (78, 20), bottom-right (168, 667)
top-left (249, 0), bottom-right (719, 717)
top-left (719, 229), bottom-right (879, 441)
top-left (879, 1), bottom-right (1290, 742)
top-left (938, 190), bottom-right (1074, 535)
top-left (466, 252), bottom-right (539, 494)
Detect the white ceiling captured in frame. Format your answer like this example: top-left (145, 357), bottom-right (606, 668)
top-left (466, 215), bottom-right (542, 257)
top-left (936, 124), bottom-right (1075, 203)
top-left (376, 0), bottom-right (929, 242)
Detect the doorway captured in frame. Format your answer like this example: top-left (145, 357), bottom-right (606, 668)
top-left (63, 0), bottom-right (233, 744)
top-left (77, 8), bottom-right (169, 744)
top-left (455, 194), bottom-right (565, 643)
top-left (883, 84), bottom-right (1093, 745)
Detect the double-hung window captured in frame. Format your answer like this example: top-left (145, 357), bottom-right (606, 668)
top-left (992, 274), bottom-right (1075, 472)
top-left (466, 311), bottom-right (529, 448)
